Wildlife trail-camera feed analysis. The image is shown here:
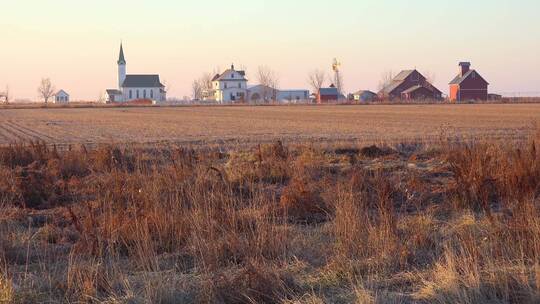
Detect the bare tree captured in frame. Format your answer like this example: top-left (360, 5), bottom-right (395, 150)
top-left (377, 70), bottom-right (394, 92)
top-left (200, 73), bottom-right (214, 93)
top-left (257, 66), bottom-right (279, 102)
top-left (38, 78), bottom-right (55, 103)
top-left (97, 91), bottom-right (106, 103)
top-left (192, 79), bottom-right (203, 101)
top-left (308, 69), bottom-right (327, 95)
top-left (191, 73), bottom-right (215, 101)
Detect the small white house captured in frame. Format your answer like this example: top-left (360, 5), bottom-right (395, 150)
top-left (207, 65), bottom-right (248, 103)
top-left (54, 90), bottom-right (70, 104)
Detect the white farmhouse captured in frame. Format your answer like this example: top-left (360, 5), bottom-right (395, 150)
top-left (54, 90), bottom-right (70, 104)
top-left (106, 44), bottom-right (166, 103)
top-left (207, 65), bottom-right (248, 103)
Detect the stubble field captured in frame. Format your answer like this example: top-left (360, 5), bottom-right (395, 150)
top-left (0, 104), bottom-right (539, 147)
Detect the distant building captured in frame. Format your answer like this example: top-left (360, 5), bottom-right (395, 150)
top-left (352, 90), bottom-right (377, 102)
top-left (378, 70), bottom-right (442, 100)
top-left (247, 85), bottom-right (278, 103)
top-left (488, 93), bottom-right (502, 100)
top-left (317, 84), bottom-right (340, 103)
top-left (106, 44), bottom-right (166, 103)
top-left (0, 92), bottom-right (7, 103)
top-left (54, 90), bottom-right (69, 104)
top-left (449, 62), bottom-right (489, 101)
top-left (278, 89), bottom-right (310, 103)
top-left (247, 85), bottom-right (309, 103)
top-left (204, 65), bottom-right (248, 103)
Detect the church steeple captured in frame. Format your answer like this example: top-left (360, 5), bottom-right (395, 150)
top-left (118, 43), bottom-right (126, 65)
top-left (117, 43), bottom-right (127, 89)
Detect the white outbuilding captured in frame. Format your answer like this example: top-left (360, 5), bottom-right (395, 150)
top-left (54, 90), bottom-right (70, 104)
top-left (247, 85), bottom-right (309, 103)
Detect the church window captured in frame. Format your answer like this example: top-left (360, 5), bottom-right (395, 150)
top-left (137, 90), bottom-right (139, 99)
top-left (143, 90), bottom-right (147, 98)
top-left (150, 90), bottom-right (154, 98)
top-left (129, 90), bottom-right (132, 99)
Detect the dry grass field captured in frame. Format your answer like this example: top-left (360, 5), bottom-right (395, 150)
top-left (0, 104), bottom-right (539, 147)
top-left (1, 104), bottom-right (540, 303)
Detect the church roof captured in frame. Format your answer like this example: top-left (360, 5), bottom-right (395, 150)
top-left (121, 75), bottom-right (164, 88)
top-left (106, 89), bottom-right (122, 95)
top-left (117, 44), bottom-right (126, 65)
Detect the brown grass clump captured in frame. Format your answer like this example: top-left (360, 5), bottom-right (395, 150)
top-left (0, 274), bottom-right (14, 303)
top-left (1, 137), bottom-right (539, 303)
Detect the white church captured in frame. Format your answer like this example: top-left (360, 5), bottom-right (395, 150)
top-left (106, 44), bottom-right (166, 103)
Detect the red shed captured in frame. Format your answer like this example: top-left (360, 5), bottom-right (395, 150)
top-left (317, 85), bottom-right (340, 103)
top-left (449, 62), bottom-right (489, 101)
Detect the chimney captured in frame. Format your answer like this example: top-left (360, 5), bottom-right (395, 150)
top-left (459, 62), bottom-right (471, 76)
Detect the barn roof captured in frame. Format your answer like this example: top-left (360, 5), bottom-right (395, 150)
top-left (449, 70), bottom-right (489, 85)
top-left (121, 75), bottom-right (164, 88)
top-left (378, 70), bottom-right (416, 95)
top-left (319, 87), bottom-right (339, 95)
top-left (401, 85), bottom-right (430, 94)
top-left (394, 70), bottom-right (415, 81)
top-left (353, 90), bottom-right (377, 96)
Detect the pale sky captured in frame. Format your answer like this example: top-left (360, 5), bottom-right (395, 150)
top-left (1, 0), bottom-right (539, 100)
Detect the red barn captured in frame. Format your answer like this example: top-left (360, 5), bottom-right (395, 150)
top-left (378, 70), bottom-right (442, 101)
top-left (449, 62), bottom-right (489, 101)
top-left (317, 85), bottom-right (340, 103)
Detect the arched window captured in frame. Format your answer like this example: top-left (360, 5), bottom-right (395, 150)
top-left (129, 90), bottom-right (132, 99)
top-left (136, 90), bottom-right (139, 99)
top-left (150, 90), bottom-right (154, 99)
top-left (143, 89), bottom-right (147, 98)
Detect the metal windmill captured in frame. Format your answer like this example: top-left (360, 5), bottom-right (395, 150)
top-left (332, 58), bottom-right (342, 96)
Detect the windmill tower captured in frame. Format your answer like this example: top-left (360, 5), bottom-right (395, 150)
top-left (332, 58), bottom-right (342, 97)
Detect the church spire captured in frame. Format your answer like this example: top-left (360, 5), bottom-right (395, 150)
top-left (118, 43), bottom-right (126, 65)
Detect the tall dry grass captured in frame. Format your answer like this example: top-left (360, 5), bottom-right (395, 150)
top-left (0, 135), bottom-right (539, 303)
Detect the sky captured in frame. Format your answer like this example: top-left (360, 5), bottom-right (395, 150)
top-left (1, 0), bottom-right (539, 100)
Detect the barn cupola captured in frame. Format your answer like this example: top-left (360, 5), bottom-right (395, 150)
top-left (117, 43), bottom-right (127, 89)
top-left (459, 62), bottom-right (471, 76)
